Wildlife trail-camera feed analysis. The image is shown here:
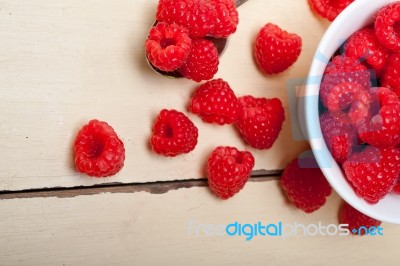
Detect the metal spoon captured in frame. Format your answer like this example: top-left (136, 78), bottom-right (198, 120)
top-left (146, 0), bottom-right (249, 78)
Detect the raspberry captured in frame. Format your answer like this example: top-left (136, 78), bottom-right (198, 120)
top-left (150, 109), bottom-right (198, 157)
top-left (339, 202), bottom-right (382, 235)
top-left (156, 0), bottom-right (216, 38)
top-left (281, 158), bottom-right (332, 213)
top-left (236, 95), bottom-right (285, 149)
top-left (382, 53), bottom-right (400, 97)
top-left (74, 120), bottom-right (125, 177)
top-left (209, 0), bottom-right (239, 38)
top-left (319, 112), bottom-right (356, 163)
top-left (320, 55), bottom-right (371, 110)
top-left (254, 23), bottom-right (302, 74)
top-left (375, 2), bottom-right (400, 52)
top-left (206, 146), bottom-right (255, 199)
top-left (179, 38), bottom-right (219, 82)
top-left (145, 22), bottom-right (192, 72)
top-left (343, 146), bottom-right (400, 204)
top-left (309, 0), bottom-right (354, 21)
top-left (324, 82), bottom-right (371, 124)
top-left (344, 27), bottom-right (390, 77)
top-left (189, 79), bottom-right (239, 124)
top-left (358, 87), bottom-right (400, 148)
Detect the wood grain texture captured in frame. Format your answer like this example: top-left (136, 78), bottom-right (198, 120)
top-left (0, 0), bottom-right (329, 191)
top-left (0, 180), bottom-right (399, 266)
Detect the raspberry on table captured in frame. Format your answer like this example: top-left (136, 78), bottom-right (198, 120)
top-left (324, 82), bottom-right (371, 124)
top-left (206, 146), bottom-right (255, 199)
top-left (358, 87), bottom-right (400, 148)
top-left (254, 23), bottom-right (302, 74)
top-left (339, 202), bottom-right (382, 235)
top-left (280, 157), bottom-right (332, 213)
top-left (375, 2), bottom-right (400, 52)
top-left (145, 22), bottom-right (192, 72)
top-left (344, 26), bottom-right (390, 77)
top-left (319, 112), bottom-right (356, 164)
top-left (156, 0), bottom-right (217, 38)
top-left (179, 38), bottom-right (219, 82)
top-left (382, 53), bottom-right (400, 97)
top-left (235, 95), bottom-right (285, 149)
top-left (210, 0), bottom-right (239, 38)
top-left (320, 55), bottom-right (371, 111)
top-left (74, 119), bottom-right (125, 177)
top-left (150, 109), bottom-right (198, 157)
top-left (309, 0), bottom-right (354, 21)
top-left (343, 146), bottom-right (400, 204)
top-left (189, 78), bottom-right (239, 125)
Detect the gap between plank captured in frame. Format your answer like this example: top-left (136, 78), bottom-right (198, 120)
top-left (0, 169), bottom-right (282, 199)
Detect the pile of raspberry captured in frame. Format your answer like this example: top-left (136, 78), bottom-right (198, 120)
top-left (70, 0), bottom-right (387, 234)
top-left (144, 0), bottom-right (239, 82)
top-left (272, 2), bottom-right (400, 232)
top-left (319, 2), bottom-right (400, 205)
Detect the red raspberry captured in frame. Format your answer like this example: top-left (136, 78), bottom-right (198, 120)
top-left (309, 0), bottom-right (354, 21)
top-left (358, 87), bottom-right (400, 148)
top-left (236, 95), bottom-right (285, 149)
top-left (156, 0), bottom-right (216, 38)
top-left (150, 109), bottom-right (198, 157)
top-left (324, 82), bottom-right (371, 124)
top-left (382, 53), bottom-right (400, 97)
top-left (179, 38), bottom-right (219, 82)
top-left (254, 23), bottom-right (302, 74)
top-left (320, 55), bottom-right (371, 110)
top-left (319, 112), bottom-right (356, 163)
top-left (209, 0), bottom-right (239, 38)
top-left (74, 120), bottom-right (125, 177)
top-left (339, 202), bottom-right (382, 235)
top-left (343, 146), bottom-right (400, 204)
top-left (344, 27), bottom-right (390, 77)
top-left (281, 158), bottom-right (332, 213)
top-left (145, 22), bottom-right (192, 72)
top-left (189, 79), bottom-right (239, 125)
top-left (207, 146), bottom-right (255, 199)
top-left (375, 2), bottom-right (400, 52)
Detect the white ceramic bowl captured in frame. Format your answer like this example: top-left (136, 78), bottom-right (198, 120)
top-left (304, 0), bottom-right (400, 224)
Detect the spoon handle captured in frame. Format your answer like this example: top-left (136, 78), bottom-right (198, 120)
top-left (235, 0), bottom-right (249, 7)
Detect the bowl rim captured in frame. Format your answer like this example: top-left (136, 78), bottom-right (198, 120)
top-left (304, 0), bottom-right (400, 224)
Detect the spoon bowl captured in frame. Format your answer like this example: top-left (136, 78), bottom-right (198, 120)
top-left (145, 0), bottom-right (247, 78)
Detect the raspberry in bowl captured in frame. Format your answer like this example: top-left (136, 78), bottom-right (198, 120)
top-left (303, 0), bottom-right (400, 224)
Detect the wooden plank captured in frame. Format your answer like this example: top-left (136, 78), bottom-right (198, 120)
top-left (0, 0), bottom-right (328, 191)
top-left (0, 180), bottom-right (399, 265)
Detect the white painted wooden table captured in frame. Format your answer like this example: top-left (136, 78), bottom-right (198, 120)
top-left (1, 0), bottom-right (399, 265)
